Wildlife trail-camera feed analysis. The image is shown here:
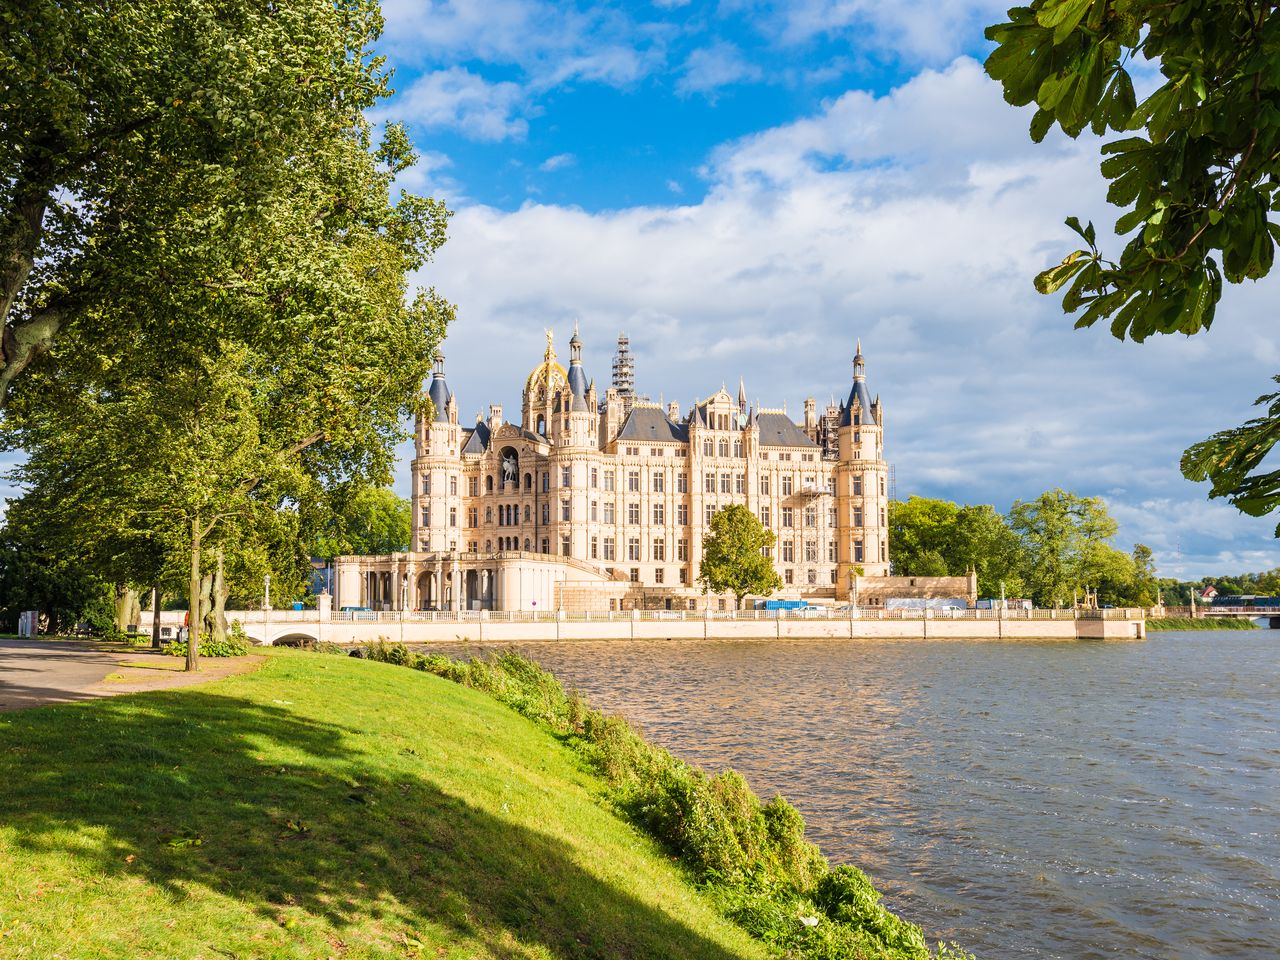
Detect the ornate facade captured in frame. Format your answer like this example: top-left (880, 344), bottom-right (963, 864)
top-left (334, 330), bottom-right (896, 612)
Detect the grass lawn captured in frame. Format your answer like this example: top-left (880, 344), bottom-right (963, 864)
top-left (0, 650), bottom-right (769, 960)
top-left (1146, 616), bottom-right (1259, 631)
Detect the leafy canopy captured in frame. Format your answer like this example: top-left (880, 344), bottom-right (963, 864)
top-left (986, 1), bottom-right (1280, 341)
top-left (697, 504), bottom-right (783, 606)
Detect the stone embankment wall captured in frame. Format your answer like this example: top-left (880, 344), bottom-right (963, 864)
top-left (150, 609), bottom-right (1145, 645)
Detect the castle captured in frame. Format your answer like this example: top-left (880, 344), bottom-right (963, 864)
top-left (333, 330), bottom-right (966, 612)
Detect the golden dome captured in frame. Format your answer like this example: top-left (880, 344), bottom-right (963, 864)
top-left (525, 329), bottom-right (568, 395)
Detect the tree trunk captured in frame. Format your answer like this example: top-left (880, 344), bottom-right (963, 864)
top-left (201, 549), bottom-right (227, 646)
top-left (187, 516), bottom-right (201, 672)
top-left (0, 164), bottom-right (59, 406)
top-left (151, 583), bottom-right (162, 649)
top-left (114, 584), bottom-right (141, 633)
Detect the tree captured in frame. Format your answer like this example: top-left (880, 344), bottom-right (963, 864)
top-left (314, 488), bottom-right (412, 559)
top-left (698, 505), bottom-right (783, 608)
top-left (1008, 489), bottom-right (1122, 606)
top-left (0, 0), bottom-right (410, 404)
top-left (889, 497), bottom-right (1026, 596)
top-left (984, 2), bottom-right (1280, 520)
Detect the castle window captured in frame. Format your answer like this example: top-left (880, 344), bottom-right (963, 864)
top-left (784, 569), bottom-right (794, 585)
top-left (590, 536), bottom-right (598, 559)
top-left (498, 507), bottom-right (504, 527)
top-left (677, 504), bottom-right (688, 525)
top-left (854, 507), bottom-right (863, 526)
top-left (627, 503), bottom-right (641, 525)
top-left (541, 503), bottom-right (550, 524)
top-left (760, 476), bottom-right (770, 495)
top-left (630, 567), bottom-right (640, 582)
top-left (654, 567), bottom-right (665, 584)
top-left (485, 506), bottom-right (493, 524)
top-left (652, 472), bottom-right (665, 493)
top-left (783, 541), bottom-right (795, 562)
top-left (677, 538), bottom-right (689, 561)
top-left (704, 472), bottom-right (715, 493)
top-left (880, 476), bottom-right (886, 496)
top-left (542, 472), bottom-right (549, 492)
top-left (604, 471), bottom-right (615, 492)
top-left (703, 440), bottom-right (713, 456)
top-left (469, 477), bottom-right (479, 496)
top-left (525, 472), bottom-right (532, 490)
top-left (679, 569), bottom-right (689, 585)
top-left (603, 537), bottom-right (615, 560)
top-left (782, 507), bottom-right (793, 528)
top-left (829, 508), bottom-right (837, 527)
top-left (486, 476), bottom-right (494, 493)
top-left (760, 506), bottom-right (770, 527)
top-left (422, 507), bottom-right (430, 526)
top-left (628, 470), bottom-right (640, 491)
top-left (650, 447), bottom-right (661, 457)
top-left (422, 476), bottom-right (431, 494)
top-left (627, 538), bottom-right (640, 561)
top-left (591, 467), bottom-right (598, 488)
top-left (807, 569), bottom-right (817, 585)
top-left (828, 477), bottom-right (837, 495)
top-left (603, 502), bottom-right (615, 524)
top-left (486, 540), bottom-right (492, 551)
top-left (733, 440), bottom-right (742, 457)
top-left (853, 475), bottom-right (862, 495)
top-left (561, 499), bottom-right (570, 521)
top-left (467, 508), bottom-right (478, 528)
top-left (854, 431), bottom-right (861, 444)
top-left (881, 540), bottom-right (886, 562)
top-left (805, 507), bottom-right (816, 527)
top-left (562, 466), bottom-right (571, 487)
top-left (720, 472), bottom-right (731, 493)
top-left (805, 541), bottom-right (818, 562)
top-left (561, 536), bottom-right (571, 557)
top-left (854, 412), bottom-right (860, 426)
top-left (449, 507), bottom-right (457, 527)
top-left (652, 503), bottom-right (665, 525)
top-left (735, 473), bottom-right (745, 494)
top-left (450, 477), bottom-right (458, 496)
top-left (542, 538), bottom-right (550, 554)
top-left (537, 414), bottom-right (545, 435)
top-left (627, 446), bottom-right (640, 456)
top-left (718, 439), bottom-right (729, 457)
top-left (854, 539), bottom-right (864, 562)
top-left (653, 538), bottom-right (666, 561)
top-left (676, 473), bottom-right (688, 493)
top-left (591, 500), bottom-right (598, 522)
top-left (828, 541), bottom-right (837, 562)
top-left (705, 504), bottom-right (716, 525)
top-left (831, 568), bottom-right (838, 584)
top-left (881, 507), bottom-right (886, 525)
top-left (782, 475), bottom-right (793, 496)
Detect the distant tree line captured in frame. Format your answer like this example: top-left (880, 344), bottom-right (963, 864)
top-left (1156, 569), bottom-right (1280, 606)
top-left (890, 489), bottom-right (1158, 607)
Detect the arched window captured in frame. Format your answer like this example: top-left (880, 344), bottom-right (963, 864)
top-left (485, 540), bottom-right (492, 551)
top-left (524, 472), bottom-right (532, 490)
top-left (537, 414), bottom-right (546, 435)
top-left (523, 505), bottom-right (530, 522)
top-left (523, 537), bottom-right (531, 551)
top-left (486, 475), bottom-right (494, 493)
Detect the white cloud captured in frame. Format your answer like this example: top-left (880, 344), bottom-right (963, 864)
top-left (676, 41), bottom-right (763, 98)
top-left (539, 153), bottom-right (577, 172)
top-left (388, 68), bottom-right (528, 141)
top-left (414, 56), bottom-right (1280, 579)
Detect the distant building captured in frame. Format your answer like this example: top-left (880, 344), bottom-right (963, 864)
top-left (334, 329), bottom-right (971, 612)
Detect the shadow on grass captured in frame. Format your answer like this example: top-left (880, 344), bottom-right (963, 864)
top-left (0, 687), bottom-right (744, 959)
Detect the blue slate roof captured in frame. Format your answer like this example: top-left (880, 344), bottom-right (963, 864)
top-left (839, 380), bottom-right (876, 426)
top-left (428, 372), bottom-right (451, 423)
top-left (617, 406), bottom-right (689, 442)
top-left (462, 421), bottom-right (489, 454)
top-left (756, 412), bottom-right (818, 448)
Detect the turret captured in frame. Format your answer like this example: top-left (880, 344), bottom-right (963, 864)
top-left (835, 339), bottom-right (888, 587)
top-left (566, 324), bottom-right (594, 446)
top-left (414, 352), bottom-right (462, 552)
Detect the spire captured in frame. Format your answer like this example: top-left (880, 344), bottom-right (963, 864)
top-left (568, 323), bottom-right (589, 409)
top-left (544, 328), bottom-right (556, 363)
top-left (737, 377), bottom-right (747, 413)
top-left (840, 338), bottom-right (876, 426)
top-left (428, 352), bottom-right (452, 423)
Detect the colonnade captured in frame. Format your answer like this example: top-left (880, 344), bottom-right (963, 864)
top-left (361, 564), bottom-right (501, 612)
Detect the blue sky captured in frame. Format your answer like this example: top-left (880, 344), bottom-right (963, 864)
top-left (374, 0), bottom-right (1280, 580)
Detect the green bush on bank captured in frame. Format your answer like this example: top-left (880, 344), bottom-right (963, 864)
top-left (1146, 616), bottom-right (1258, 631)
top-left (162, 620), bottom-right (252, 658)
top-left (353, 641), bottom-right (972, 960)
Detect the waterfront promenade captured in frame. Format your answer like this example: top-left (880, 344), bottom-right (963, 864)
top-left (147, 606), bottom-right (1147, 645)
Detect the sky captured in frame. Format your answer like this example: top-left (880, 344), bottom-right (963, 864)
top-left (371, 3), bottom-right (1275, 578)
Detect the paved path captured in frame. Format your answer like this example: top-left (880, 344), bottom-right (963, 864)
top-left (0, 637), bottom-right (264, 712)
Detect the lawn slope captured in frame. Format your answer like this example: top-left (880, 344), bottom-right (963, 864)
top-left (0, 651), bottom-right (768, 960)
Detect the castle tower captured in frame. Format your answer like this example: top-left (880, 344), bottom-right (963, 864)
top-left (612, 333), bottom-right (635, 407)
top-left (835, 339), bottom-right (889, 591)
top-left (566, 323), bottom-right (595, 447)
top-left (414, 353), bottom-right (462, 554)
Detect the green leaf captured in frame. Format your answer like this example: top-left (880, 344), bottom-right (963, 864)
top-left (1035, 250), bottom-right (1090, 294)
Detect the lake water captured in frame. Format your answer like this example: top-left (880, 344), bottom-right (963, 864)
top-left (447, 631), bottom-right (1279, 960)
